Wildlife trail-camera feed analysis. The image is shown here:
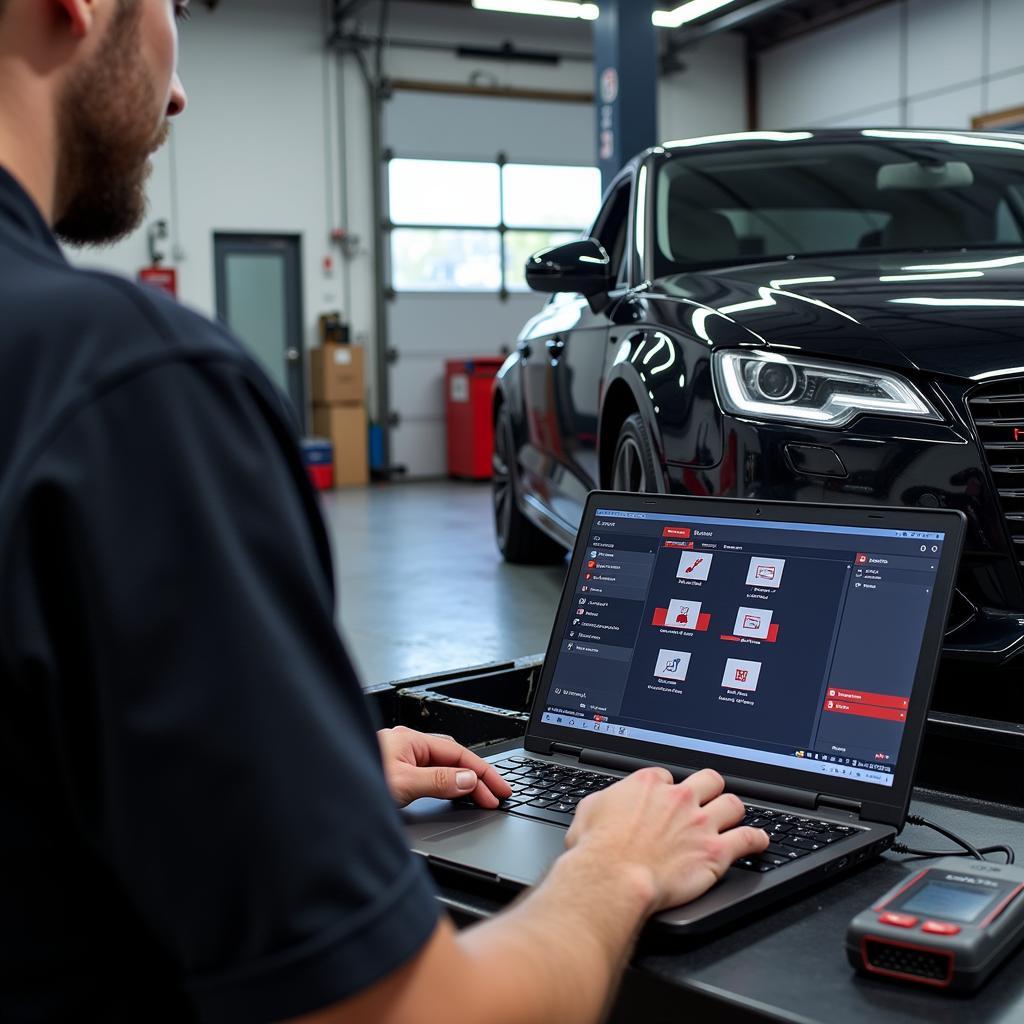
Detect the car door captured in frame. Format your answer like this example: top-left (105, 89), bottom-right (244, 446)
top-left (519, 177), bottom-right (633, 531)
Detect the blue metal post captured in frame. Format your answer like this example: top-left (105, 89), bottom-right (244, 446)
top-left (593, 0), bottom-right (658, 190)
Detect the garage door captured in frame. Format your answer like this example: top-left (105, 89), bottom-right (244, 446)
top-left (382, 89), bottom-right (599, 477)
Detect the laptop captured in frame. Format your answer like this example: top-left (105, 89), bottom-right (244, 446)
top-left (404, 492), bottom-right (965, 933)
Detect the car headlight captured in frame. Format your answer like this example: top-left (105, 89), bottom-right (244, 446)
top-left (712, 350), bottom-right (940, 429)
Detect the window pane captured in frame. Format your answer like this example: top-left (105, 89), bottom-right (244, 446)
top-left (504, 230), bottom-right (579, 292)
top-left (389, 159), bottom-right (501, 227)
top-left (503, 165), bottom-right (603, 229)
top-left (391, 228), bottom-right (501, 291)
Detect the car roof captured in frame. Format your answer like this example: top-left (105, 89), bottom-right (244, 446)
top-left (635, 127), bottom-right (1024, 162)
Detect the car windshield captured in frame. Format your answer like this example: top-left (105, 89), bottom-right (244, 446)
top-left (652, 135), bottom-right (1024, 275)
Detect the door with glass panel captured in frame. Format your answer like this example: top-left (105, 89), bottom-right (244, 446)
top-left (385, 156), bottom-right (601, 478)
top-left (214, 233), bottom-right (305, 429)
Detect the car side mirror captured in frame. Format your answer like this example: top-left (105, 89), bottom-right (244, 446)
top-left (525, 238), bottom-right (612, 297)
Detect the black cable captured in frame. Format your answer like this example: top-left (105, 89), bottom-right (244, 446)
top-left (892, 842), bottom-right (1015, 865)
top-left (905, 813), bottom-right (984, 861)
top-left (895, 814), bottom-right (1015, 865)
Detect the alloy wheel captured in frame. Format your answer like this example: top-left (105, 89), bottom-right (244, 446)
top-left (612, 436), bottom-right (648, 492)
top-left (492, 416), bottom-right (513, 543)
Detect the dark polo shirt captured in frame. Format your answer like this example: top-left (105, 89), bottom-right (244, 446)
top-left (0, 168), bottom-right (437, 1023)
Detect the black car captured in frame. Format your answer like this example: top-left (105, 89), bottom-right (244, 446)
top-left (493, 128), bottom-right (1024, 667)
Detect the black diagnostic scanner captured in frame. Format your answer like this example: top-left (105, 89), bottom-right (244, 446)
top-left (847, 857), bottom-right (1024, 992)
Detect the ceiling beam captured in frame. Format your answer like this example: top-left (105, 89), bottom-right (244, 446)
top-left (665, 0), bottom-right (799, 49)
top-left (749, 0), bottom-right (896, 49)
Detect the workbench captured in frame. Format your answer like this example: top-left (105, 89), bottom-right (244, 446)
top-left (370, 656), bottom-right (1024, 1023)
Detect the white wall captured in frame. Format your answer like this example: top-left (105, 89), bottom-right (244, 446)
top-left (660, 32), bottom-right (747, 142)
top-left (68, 0), bottom-right (746, 427)
top-left (759, 0), bottom-right (1024, 130)
top-left (69, 0), bottom-right (347, 374)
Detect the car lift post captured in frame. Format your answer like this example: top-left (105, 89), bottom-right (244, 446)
top-left (593, 0), bottom-right (658, 191)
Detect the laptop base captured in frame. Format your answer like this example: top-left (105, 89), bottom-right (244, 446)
top-left (404, 747), bottom-right (896, 935)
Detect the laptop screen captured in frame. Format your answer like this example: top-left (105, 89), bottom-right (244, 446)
top-left (539, 505), bottom-right (950, 790)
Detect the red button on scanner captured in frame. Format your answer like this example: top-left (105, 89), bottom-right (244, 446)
top-left (922, 920), bottom-right (961, 936)
top-left (879, 912), bottom-right (919, 928)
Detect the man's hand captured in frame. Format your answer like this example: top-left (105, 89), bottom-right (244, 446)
top-left (566, 766), bottom-right (769, 912)
top-left (294, 764), bottom-right (768, 1024)
top-left (377, 726), bottom-right (512, 808)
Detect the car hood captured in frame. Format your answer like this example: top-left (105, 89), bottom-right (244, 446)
top-left (657, 250), bottom-right (1024, 381)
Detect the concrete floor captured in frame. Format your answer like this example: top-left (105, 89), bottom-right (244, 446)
top-left (321, 481), bottom-right (567, 685)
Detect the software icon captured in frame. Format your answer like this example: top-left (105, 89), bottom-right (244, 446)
top-left (676, 551), bottom-right (713, 581)
top-left (655, 649), bottom-right (691, 682)
top-left (745, 556), bottom-right (785, 589)
top-left (722, 658), bottom-right (761, 692)
top-left (665, 599), bottom-right (702, 631)
top-left (734, 606), bottom-right (774, 639)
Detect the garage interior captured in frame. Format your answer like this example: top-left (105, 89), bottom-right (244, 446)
top-left (17, 0), bottom-right (1024, 1019)
top-left (80, 0), bottom-right (1024, 687)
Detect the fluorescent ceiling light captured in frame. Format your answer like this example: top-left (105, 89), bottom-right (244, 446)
top-left (652, 0), bottom-right (736, 29)
top-left (891, 297), bottom-right (1024, 308)
top-left (879, 272), bottom-right (985, 283)
top-left (768, 276), bottom-right (836, 288)
top-left (664, 131), bottom-right (813, 148)
top-left (862, 129), bottom-right (1024, 154)
top-left (903, 255), bottom-right (1024, 272)
top-left (472, 0), bottom-right (599, 19)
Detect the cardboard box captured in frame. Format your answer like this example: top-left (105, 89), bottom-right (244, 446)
top-left (318, 312), bottom-right (350, 347)
top-left (310, 344), bottom-right (364, 405)
top-left (312, 405), bottom-right (369, 487)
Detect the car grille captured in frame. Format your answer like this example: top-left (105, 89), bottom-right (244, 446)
top-left (967, 378), bottom-right (1024, 571)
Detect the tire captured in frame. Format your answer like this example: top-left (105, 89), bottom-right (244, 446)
top-left (611, 413), bottom-right (661, 493)
top-left (492, 404), bottom-right (567, 564)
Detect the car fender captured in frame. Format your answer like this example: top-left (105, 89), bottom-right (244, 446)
top-left (494, 352), bottom-right (525, 431)
top-left (600, 353), bottom-right (670, 491)
top-left (602, 328), bottom-right (724, 478)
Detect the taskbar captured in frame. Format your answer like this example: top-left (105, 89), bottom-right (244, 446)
top-left (539, 711), bottom-right (895, 788)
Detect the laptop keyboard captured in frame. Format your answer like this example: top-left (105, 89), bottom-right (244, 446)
top-left (490, 756), bottom-right (616, 822)
top-left (486, 757), bottom-right (860, 872)
top-left (731, 807), bottom-right (859, 872)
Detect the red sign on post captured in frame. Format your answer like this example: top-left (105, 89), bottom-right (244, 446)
top-left (138, 266), bottom-right (177, 297)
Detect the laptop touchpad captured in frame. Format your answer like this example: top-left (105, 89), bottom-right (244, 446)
top-left (421, 814), bottom-right (567, 887)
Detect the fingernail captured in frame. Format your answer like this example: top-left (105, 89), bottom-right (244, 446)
top-left (456, 770), bottom-right (477, 791)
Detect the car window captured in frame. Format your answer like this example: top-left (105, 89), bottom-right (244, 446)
top-left (592, 180), bottom-right (631, 287)
top-left (719, 208), bottom-right (892, 256)
top-left (654, 140), bottom-right (1024, 273)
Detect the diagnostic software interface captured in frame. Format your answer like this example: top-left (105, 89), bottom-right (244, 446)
top-left (541, 508), bottom-right (947, 789)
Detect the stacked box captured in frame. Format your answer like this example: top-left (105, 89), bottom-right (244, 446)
top-left (309, 344), bottom-right (368, 487)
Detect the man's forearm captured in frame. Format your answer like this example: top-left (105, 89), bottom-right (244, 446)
top-left (294, 846), bottom-right (656, 1024)
top-left (457, 846), bottom-right (655, 1024)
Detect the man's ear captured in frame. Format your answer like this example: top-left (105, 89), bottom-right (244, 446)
top-left (51, 0), bottom-right (96, 38)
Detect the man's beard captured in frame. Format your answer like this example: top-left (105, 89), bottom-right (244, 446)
top-left (54, 2), bottom-right (168, 247)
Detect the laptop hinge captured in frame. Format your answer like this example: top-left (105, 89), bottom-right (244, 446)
top-left (552, 741), bottom-right (584, 757)
top-left (525, 735), bottom-right (584, 757)
top-left (723, 776), bottom-right (816, 809)
top-left (817, 795), bottom-right (862, 817)
top-left (524, 735), bottom-right (553, 755)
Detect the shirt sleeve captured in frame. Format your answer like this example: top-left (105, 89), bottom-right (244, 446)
top-left (1, 355), bottom-right (440, 1023)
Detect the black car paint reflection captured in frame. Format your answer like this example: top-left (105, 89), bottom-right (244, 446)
top-left (493, 130), bottom-right (1024, 665)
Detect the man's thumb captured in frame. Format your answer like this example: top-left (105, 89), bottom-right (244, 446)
top-left (401, 765), bottom-right (480, 802)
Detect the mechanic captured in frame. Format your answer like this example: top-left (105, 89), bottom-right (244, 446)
top-left (0, 2), bottom-right (769, 1022)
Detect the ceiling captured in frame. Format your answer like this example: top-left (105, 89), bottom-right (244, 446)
top-left (674, 0), bottom-right (897, 51)
top-left (382, 0), bottom-right (898, 51)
